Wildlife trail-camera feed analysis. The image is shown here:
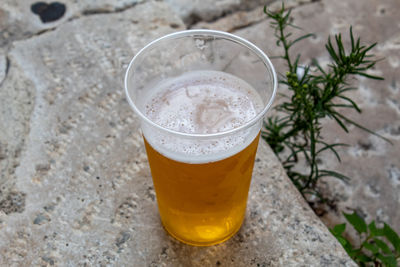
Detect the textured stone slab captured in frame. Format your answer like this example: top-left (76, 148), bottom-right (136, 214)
top-left (0, 1), bottom-right (354, 266)
top-left (0, 53), bottom-right (34, 213)
top-left (0, 0), bottom-right (143, 48)
top-left (192, 6), bottom-right (267, 32)
top-left (164, 0), bottom-right (269, 25)
top-left (192, 0), bottom-right (313, 32)
top-left (207, 0), bottom-right (400, 237)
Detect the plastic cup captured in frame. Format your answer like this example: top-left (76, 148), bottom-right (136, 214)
top-left (125, 30), bottom-right (277, 246)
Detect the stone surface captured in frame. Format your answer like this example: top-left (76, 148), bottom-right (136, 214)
top-left (164, 0), bottom-right (271, 25)
top-left (0, 53), bottom-right (35, 207)
top-left (192, 0), bottom-right (313, 32)
top-left (201, 0), bottom-right (400, 238)
top-left (192, 6), bottom-right (267, 32)
top-left (0, 0), bottom-right (143, 49)
top-left (0, 0), bottom-right (354, 266)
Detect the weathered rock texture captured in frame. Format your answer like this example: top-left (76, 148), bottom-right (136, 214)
top-left (0, 0), bottom-right (143, 48)
top-left (0, 0), bottom-right (356, 266)
top-left (164, 0), bottom-right (268, 25)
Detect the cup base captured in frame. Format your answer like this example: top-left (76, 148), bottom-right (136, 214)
top-left (162, 220), bottom-right (244, 246)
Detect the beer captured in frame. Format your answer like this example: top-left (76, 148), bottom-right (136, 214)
top-left (142, 70), bottom-right (263, 246)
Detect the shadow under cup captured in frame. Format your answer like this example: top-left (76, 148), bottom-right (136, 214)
top-left (125, 30), bottom-right (277, 246)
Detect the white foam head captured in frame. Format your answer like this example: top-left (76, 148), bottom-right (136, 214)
top-left (142, 70), bottom-right (264, 163)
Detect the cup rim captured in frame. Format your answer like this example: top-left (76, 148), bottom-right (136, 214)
top-left (124, 29), bottom-right (277, 138)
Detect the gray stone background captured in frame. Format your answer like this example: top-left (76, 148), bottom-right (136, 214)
top-left (0, 0), bottom-right (398, 266)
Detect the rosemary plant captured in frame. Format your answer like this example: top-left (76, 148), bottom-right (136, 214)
top-left (262, 5), bottom-right (388, 199)
top-left (262, 5), bottom-right (399, 266)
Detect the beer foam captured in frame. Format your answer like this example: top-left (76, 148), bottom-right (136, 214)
top-left (142, 70), bottom-right (263, 163)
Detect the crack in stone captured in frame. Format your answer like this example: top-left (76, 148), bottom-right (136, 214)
top-left (188, 0), bottom-right (323, 30)
top-left (35, 27), bottom-right (57, 37)
top-left (227, 20), bottom-right (264, 32)
top-left (184, 1), bottom-right (290, 27)
top-left (80, 2), bottom-right (140, 16)
top-left (0, 56), bottom-right (10, 87)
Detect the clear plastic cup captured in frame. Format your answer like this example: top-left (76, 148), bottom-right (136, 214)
top-left (125, 30), bottom-right (277, 246)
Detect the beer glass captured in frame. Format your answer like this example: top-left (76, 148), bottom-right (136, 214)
top-left (125, 30), bottom-right (277, 246)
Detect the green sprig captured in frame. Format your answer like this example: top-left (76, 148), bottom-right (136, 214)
top-left (262, 4), bottom-right (390, 198)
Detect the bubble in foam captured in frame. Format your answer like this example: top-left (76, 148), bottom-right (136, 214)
top-left (142, 70), bottom-right (264, 163)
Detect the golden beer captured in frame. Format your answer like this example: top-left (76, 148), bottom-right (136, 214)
top-left (141, 70), bottom-right (263, 246)
top-left (144, 133), bottom-right (260, 246)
